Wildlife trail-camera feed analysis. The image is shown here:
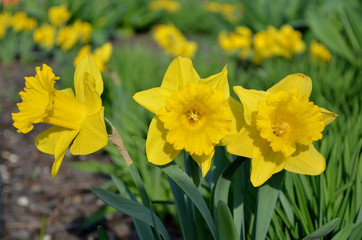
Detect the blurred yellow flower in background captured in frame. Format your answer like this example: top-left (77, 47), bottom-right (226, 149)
top-left (205, 1), bottom-right (240, 23)
top-left (153, 24), bottom-right (197, 58)
top-left (310, 40), bottom-right (332, 62)
top-left (0, 12), bottom-right (12, 39)
top-left (134, 57), bottom-right (243, 177)
top-left (73, 20), bottom-right (92, 44)
top-left (56, 25), bottom-right (79, 51)
top-left (276, 25), bottom-right (305, 59)
top-left (74, 42), bottom-right (113, 72)
top-left (148, 0), bottom-right (181, 13)
top-left (48, 5), bottom-right (71, 27)
top-left (33, 23), bottom-right (55, 50)
top-left (11, 11), bottom-right (37, 32)
top-left (12, 56), bottom-right (108, 177)
top-left (227, 74), bottom-right (337, 187)
top-left (218, 26), bottom-right (252, 59)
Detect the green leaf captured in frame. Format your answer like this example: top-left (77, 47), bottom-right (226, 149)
top-left (213, 157), bottom-right (246, 218)
top-left (80, 205), bottom-right (117, 229)
top-left (160, 162), bottom-right (218, 240)
top-left (111, 175), bottom-right (155, 240)
top-left (331, 223), bottom-right (355, 240)
top-left (253, 171), bottom-right (285, 240)
top-left (348, 222), bottom-right (362, 240)
top-left (302, 218), bottom-right (340, 240)
top-left (97, 225), bottom-right (110, 240)
top-left (306, 9), bottom-right (356, 65)
top-left (169, 178), bottom-right (197, 240)
top-left (92, 187), bottom-right (170, 240)
top-left (217, 201), bottom-right (239, 240)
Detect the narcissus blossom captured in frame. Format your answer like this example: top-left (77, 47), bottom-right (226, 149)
top-left (227, 74), bottom-right (337, 187)
top-left (133, 57), bottom-right (243, 177)
top-left (310, 40), bottom-right (332, 62)
top-left (48, 5), bottom-right (71, 27)
top-left (12, 56), bottom-right (108, 177)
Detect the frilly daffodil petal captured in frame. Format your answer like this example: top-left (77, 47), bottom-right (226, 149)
top-left (226, 125), bottom-right (256, 158)
top-left (133, 87), bottom-right (171, 115)
top-left (319, 107), bottom-right (338, 125)
top-left (267, 73), bottom-right (312, 98)
top-left (83, 73), bottom-right (102, 115)
top-left (219, 97), bottom-right (245, 145)
top-left (233, 86), bottom-right (267, 126)
top-left (284, 144), bottom-right (326, 175)
top-left (70, 107), bottom-right (108, 155)
top-left (146, 117), bottom-right (181, 165)
top-left (74, 55), bottom-right (103, 102)
top-left (250, 137), bottom-right (286, 187)
top-left (191, 151), bottom-right (214, 178)
top-left (161, 57), bottom-right (200, 91)
top-left (201, 66), bottom-right (229, 98)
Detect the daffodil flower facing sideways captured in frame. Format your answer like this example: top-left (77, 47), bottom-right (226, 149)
top-left (133, 57), bottom-right (243, 177)
top-left (227, 74), bottom-right (337, 187)
top-left (12, 56), bottom-right (108, 177)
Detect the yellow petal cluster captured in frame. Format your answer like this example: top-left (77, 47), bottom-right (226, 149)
top-left (253, 25), bottom-right (305, 63)
top-left (310, 40), bottom-right (332, 62)
top-left (218, 26), bottom-right (252, 59)
top-left (219, 25), bottom-right (305, 64)
top-left (153, 24), bottom-right (198, 58)
top-left (12, 56), bottom-right (108, 178)
top-left (74, 42), bottom-right (113, 72)
top-left (227, 74), bottom-right (337, 187)
top-left (148, 0), bottom-right (181, 13)
top-left (11, 11), bottom-right (37, 32)
top-left (33, 23), bottom-right (56, 50)
top-left (0, 12), bottom-right (12, 39)
top-left (48, 5), bottom-right (71, 27)
top-left (56, 21), bottom-right (93, 51)
top-left (133, 58), bottom-right (242, 177)
top-left (205, 1), bottom-right (240, 23)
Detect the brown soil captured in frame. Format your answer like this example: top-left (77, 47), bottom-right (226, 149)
top-left (0, 62), bottom-right (138, 240)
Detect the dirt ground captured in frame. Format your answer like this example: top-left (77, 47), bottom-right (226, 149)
top-left (0, 63), bottom-right (138, 239)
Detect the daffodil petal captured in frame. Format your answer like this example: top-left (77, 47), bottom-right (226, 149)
top-left (191, 151), bottom-right (214, 178)
top-left (52, 129), bottom-right (78, 178)
top-left (74, 55), bottom-right (103, 102)
top-left (250, 137), bottom-right (286, 187)
top-left (59, 88), bottom-right (75, 97)
top-left (161, 57), bottom-right (200, 91)
top-left (201, 66), bottom-right (229, 98)
top-left (267, 73), bottom-right (312, 97)
top-left (133, 87), bottom-right (171, 115)
top-left (226, 125), bottom-right (255, 158)
top-left (220, 97), bottom-right (245, 146)
top-left (319, 107), bottom-right (337, 125)
top-left (284, 144), bottom-right (326, 175)
top-left (233, 86), bottom-right (267, 126)
top-left (70, 107), bottom-right (108, 155)
top-left (35, 126), bottom-right (68, 154)
top-left (83, 73), bottom-right (102, 115)
top-left (146, 117), bottom-right (180, 165)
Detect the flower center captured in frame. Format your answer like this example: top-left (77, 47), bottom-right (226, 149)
top-left (158, 83), bottom-right (232, 156)
top-left (256, 88), bottom-right (325, 157)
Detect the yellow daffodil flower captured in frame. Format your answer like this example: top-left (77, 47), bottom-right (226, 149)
top-left (11, 12), bottom-right (37, 32)
top-left (227, 74), bottom-right (337, 187)
top-left (133, 57), bottom-right (243, 177)
top-left (73, 20), bottom-right (92, 44)
top-left (310, 40), bottom-right (332, 62)
top-left (56, 26), bottom-right (79, 51)
top-left (48, 5), bottom-right (71, 27)
top-left (12, 56), bottom-right (108, 177)
top-left (33, 23), bottom-right (55, 50)
top-left (218, 26), bottom-right (252, 59)
top-left (148, 0), bottom-right (181, 13)
top-left (74, 42), bottom-right (113, 72)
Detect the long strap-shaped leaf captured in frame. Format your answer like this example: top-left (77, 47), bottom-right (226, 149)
top-left (302, 218), bottom-right (340, 240)
top-left (92, 187), bottom-right (170, 240)
top-left (160, 162), bottom-right (218, 240)
top-left (253, 171), bottom-right (284, 240)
